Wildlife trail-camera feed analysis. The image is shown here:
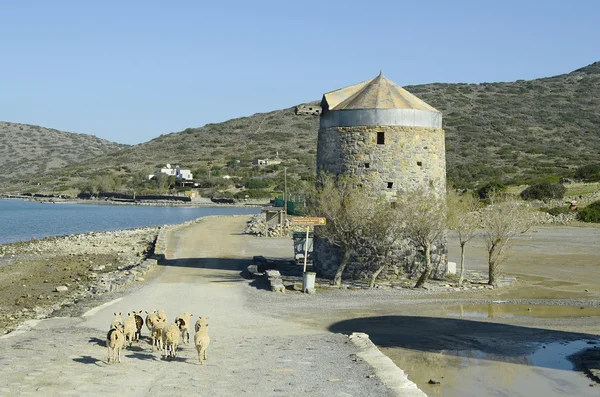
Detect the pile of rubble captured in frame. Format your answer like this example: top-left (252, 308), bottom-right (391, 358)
top-left (243, 214), bottom-right (308, 237)
top-left (534, 210), bottom-right (578, 225)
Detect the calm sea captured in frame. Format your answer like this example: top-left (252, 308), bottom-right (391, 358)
top-left (0, 200), bottom-right (259, 244)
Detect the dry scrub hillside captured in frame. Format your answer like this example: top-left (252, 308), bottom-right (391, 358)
top-left (3, 61), bottom-right (600, 193)
top-left (0, 122), bottom-right (127, 180)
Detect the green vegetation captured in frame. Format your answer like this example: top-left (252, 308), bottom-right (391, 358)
top-left (520, 182), bottom-right (566, 200)
top-left (574, 163), bottom-right (600, 182)
top-left (577, 201), bottom-right (600, 223)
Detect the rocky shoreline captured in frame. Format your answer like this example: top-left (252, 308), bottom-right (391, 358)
top-left (0, 227), bottom-right (164, 333)
top-left (0, 194), bottom-right (266, 208)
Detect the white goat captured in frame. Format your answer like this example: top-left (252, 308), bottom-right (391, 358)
top-left (194, 318), bottom-right (210, 365)
top-left (162, 323), bottom-right (180, 360)
top-left (110, 312), bottom-right (123, 330)
top-left (151, 318), bottom-right (167, 351)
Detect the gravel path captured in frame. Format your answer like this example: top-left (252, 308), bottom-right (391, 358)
top-left (0, 216), bottom-right (400, 396)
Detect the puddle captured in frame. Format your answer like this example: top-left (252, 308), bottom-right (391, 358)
top-left (384, 339), bottom-right (599, 397)
top-left (446, 304), bottom-right (600, 319)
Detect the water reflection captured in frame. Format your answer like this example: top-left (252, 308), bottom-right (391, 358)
top-left (446, 304), bottom-right (600, 319)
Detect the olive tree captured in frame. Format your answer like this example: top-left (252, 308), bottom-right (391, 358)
top-left (447, 190), bottom-right (480, 286)
top-left (308, 175), bottom-right (370, 285)
top-left (355, 196), bottom-right (405, 288)
top-left (395, 189), bottom-right (447, 289)
top-left (481, 193), bottom-right (535, 286)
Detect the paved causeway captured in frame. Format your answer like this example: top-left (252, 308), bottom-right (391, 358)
top-left (0, 216), bottom-right (398, 396)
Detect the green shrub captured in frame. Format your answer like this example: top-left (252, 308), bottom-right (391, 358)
top-left (545, 206), bottom-right (571, 216)
top-left (234, 189), bottom-right (271, 199)
top-left (574, 163), bottom-right (600, 182)
top-left (520, 182), bottom-right (566, 200)
top-left (477, 182), bottom-right (505, 199)
top-left (246, 178), bottom-right (273, 189)
top-left (578, 201), bottom-right (600, 223)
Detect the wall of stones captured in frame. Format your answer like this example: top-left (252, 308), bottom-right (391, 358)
top-left (316, 125), bottom-right (446, 196)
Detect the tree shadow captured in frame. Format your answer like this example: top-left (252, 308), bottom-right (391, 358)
top-left (160, 257), bottom-right (250, 272)
top-left (72, 355), bottom-right (103, 366)
top-left (329, 315), bottom-right (600, 371)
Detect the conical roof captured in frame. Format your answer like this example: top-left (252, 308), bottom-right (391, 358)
top-left (323, 72), bottom-right (438, 112)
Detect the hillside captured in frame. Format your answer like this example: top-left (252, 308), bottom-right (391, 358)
top-left (3, 61), bottom-right (600, 194)
top-left (0, 122), bottom-right (127, 180)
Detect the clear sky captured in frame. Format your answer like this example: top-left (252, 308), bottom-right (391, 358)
top-left (1, 0), bottom-right (598, 144)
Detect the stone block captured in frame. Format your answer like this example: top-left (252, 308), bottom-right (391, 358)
top-left (54, 286), bottom-right (68, 293)
top-left (265, 269), bottom-right (281, 278)
top-left (270, 281), bottom-right (285, 293)
top-left (447, 261), bottom-right (457, 275)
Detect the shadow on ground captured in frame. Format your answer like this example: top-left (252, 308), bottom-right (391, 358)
top-left (72, 355), bottom-right (103, 366)
top-left (89, 337), bottom-right (105, 347)
top-left (329, 315), bottom-right (600, 371)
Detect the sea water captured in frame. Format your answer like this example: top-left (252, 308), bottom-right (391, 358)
top-left (0, 199), bottom-right (259, 244)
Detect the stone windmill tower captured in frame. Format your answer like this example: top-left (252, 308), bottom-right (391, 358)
top-left (313, 72), bottom-right (447, 278)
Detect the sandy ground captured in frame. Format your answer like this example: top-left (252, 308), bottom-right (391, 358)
top-left (1, 217), bottom-right (599, 396)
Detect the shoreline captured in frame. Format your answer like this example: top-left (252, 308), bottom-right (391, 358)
top-left (0, 194), bottom-right (267, 208)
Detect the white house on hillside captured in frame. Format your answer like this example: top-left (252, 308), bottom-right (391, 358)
top-left (149, 164), bottom-right (193, 181)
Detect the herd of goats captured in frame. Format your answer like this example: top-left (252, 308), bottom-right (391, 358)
top-left (106, 310), bottom-right (210, 364)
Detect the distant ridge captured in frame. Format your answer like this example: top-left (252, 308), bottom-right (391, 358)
top-left (0, 122), bottom-right (127, 180)
top-left (2, 60), bottom-right (599, 192)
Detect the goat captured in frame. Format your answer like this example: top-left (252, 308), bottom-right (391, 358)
top-left (133, 310), bottom-right (144, 341)
top-left (123, 313), bottom-right (136, 348)
top-left (175, 312), bottom-right (192, 344)
top-left (151, 318), bottom-right (167, 351)
top-left (194, 318), bottom-right (210, 365)
top-left (162, 323), bottom-right (180, 360)
top-left (106, 324), bottom-right (125, 363)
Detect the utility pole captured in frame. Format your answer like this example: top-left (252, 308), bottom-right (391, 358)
top-left (283, 167), bottom-right (288, 224)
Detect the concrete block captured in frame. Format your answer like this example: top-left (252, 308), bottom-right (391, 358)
top-left (447, 261), bottom-right (457, 275)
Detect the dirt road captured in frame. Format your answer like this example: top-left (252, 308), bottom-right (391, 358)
top-left (0, 216), bottom-right (397, 397)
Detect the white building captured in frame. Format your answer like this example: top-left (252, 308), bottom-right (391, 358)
top-left (154, 164), bottom-right (193, 181)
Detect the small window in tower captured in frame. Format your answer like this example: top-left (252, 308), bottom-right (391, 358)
top-left (365, 163), bottom-right (370, 168)
top-left (391, 201), bottom-right (397, 209)
top-left (387, 182), bottom-right (393, 189)
top-left (417, 161), bottom-right (423, 167)
top-left (377, 131), bottom-right (385, 145)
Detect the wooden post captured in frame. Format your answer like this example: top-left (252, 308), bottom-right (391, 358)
top-left (303, 225), bottom-right (310, 273)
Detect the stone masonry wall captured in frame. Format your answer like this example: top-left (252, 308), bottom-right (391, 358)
top-left (316, 125), bottom-right (446, 196)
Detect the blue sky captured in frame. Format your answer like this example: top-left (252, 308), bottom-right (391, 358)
top-left (0, 0), bottom-right (598, 144)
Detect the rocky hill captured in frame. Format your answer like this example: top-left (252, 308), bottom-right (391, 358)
top-left (0, 122), bottom-right (127, 180)
top-left (3, 61), bottom-right (600, 193)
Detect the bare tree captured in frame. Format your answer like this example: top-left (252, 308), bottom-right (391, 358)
top-left (447, 190), bottom-right (480, 286)
top-left (355, 196), bottom-right (405, 288)
top-left (308, 174), bottom-right (374, 286)
top-left (481, 193), bottom-right (535, 286)
top-left (395, 189), bottom-right (447, 289)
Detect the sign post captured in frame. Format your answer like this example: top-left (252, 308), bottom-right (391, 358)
top-left (291, 217), bottom-right (326, 293)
